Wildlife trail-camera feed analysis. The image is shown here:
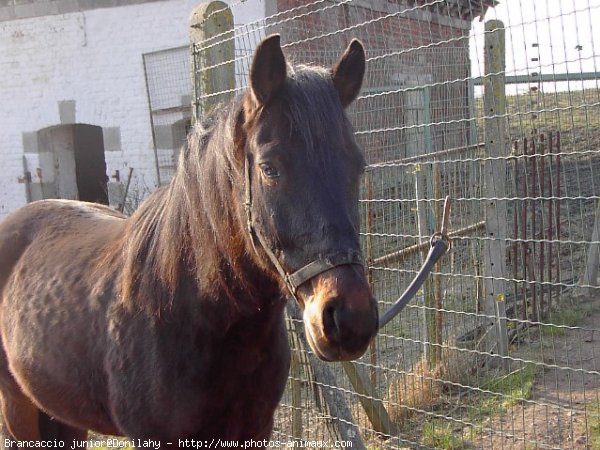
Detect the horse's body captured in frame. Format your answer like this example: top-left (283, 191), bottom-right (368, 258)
top-left (0, 36), bottom-right (377, 443)
top-left (0, 198), bottom-right (289, 440)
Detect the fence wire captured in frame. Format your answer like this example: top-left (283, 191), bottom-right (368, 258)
top-left (191, 0), bottom-right (600, 448)
top-left (143, 46), bottom-right (192, 185)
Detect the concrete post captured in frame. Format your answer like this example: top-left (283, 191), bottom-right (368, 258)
top-left (483, 20), bottom-right (509, 368)
top-left (190, 1), bottom-right (235, 121)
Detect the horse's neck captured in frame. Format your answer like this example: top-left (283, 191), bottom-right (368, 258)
top-left (129, 141), bottom-right (282, 323)
top-left (186, 186), bottom-right (283, 318)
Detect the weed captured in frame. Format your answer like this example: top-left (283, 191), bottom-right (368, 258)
top-left (541, 303), bottom-right (592, 336)
top-left (481, 364), bottom-right (538, 408)
top-left (422, 420), bottom-right (469, 450)
top-left (587, 399), bottom-right (600, 449)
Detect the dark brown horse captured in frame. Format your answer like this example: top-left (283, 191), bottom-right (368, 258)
top-left (0, 35), bottom-right (377, 444)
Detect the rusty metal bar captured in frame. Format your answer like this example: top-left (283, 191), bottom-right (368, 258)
top-left (521, 137), bottom-right (529, 321)
top-left (530, 136), bottom-right (538, 321)
top-left (539, 133), bottom-right (546, 317)
top-left (547, 131), bottom-right (554, 312)
top-left (512, 140), bottom-right (520, 319)
top-left (556, 131), bottom-right (562, 298)
top-left (364, 172), bottom-right (377, 386)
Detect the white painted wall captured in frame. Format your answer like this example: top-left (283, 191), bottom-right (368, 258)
top-left (0, 0), bottom-right (267, 219)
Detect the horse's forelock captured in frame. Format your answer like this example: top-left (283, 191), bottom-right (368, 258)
top-left (241, 65), bottom-right (352, 157)
top-left (283, 66), bottom-right (351, 155)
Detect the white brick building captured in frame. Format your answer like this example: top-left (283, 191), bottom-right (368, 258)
top-left (0, 0), bottom-right (265, 218)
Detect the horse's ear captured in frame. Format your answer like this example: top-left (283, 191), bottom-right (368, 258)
top-left (332, 39), bottom-right (365, 108)
top-left (249, 34), bottom-right (287, 107)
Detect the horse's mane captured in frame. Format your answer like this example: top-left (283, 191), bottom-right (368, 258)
top-left (118, 65), bottom-right (357, 317)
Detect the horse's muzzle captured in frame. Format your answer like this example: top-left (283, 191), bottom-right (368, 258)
top-left (298, 264), bottom-right (378, 361)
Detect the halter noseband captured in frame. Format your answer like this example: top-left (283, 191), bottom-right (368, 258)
top-left (243, 154), bottom-right (364, 299)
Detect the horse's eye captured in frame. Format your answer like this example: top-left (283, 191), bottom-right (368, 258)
top-left (259, 163), bottom-right (280, 179)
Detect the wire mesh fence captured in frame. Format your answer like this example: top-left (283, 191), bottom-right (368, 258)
top-left (142, 46), bottom-right (192, 185)
top-left (190, 0), bottom-right (600, 448)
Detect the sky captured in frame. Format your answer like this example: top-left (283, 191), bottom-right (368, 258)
top-left (470, 0), bottom-right (600, 94)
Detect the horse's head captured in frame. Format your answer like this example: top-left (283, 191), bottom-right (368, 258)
top-left (236, 35), bottom-right (378, 361)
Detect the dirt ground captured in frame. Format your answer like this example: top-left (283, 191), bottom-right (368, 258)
top-left (469, 292), bottom-right (600, 450)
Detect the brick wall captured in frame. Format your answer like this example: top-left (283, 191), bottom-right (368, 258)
top-left (272, 0), bottom-right (472, 163)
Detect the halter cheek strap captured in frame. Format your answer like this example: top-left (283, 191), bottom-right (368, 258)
top-left (244, 152), bottom-right (452, 327)
top-left (243, 154), bottom-right (364, 299)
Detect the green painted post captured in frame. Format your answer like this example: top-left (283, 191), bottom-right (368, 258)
top-left (416, 87), bottom-right (439, 367)
top-left (423, 87), bottom-right (432, 155)
top-left (468, 78), bottom-right (478, 145)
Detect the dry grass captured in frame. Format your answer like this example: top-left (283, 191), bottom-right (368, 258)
top-left (386, 337), bottom-right (480, 426)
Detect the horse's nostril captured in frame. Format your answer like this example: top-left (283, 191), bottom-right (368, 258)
top-left (322, 302), bottom-right (341, 339)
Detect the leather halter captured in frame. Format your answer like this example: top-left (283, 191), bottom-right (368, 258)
top-left (243, 154), bottom-right (364, 299)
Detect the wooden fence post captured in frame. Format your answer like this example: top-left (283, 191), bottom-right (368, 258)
top-left (190, 1), bottom-right (235, 121)
top-left (483, 20), bottom-right (509, 369)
